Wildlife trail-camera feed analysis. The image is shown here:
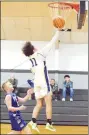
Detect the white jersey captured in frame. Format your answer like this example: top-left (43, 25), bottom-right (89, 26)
top-left (28, 31), bottom-right (59, 93)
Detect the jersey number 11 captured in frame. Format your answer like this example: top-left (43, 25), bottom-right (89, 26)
top-left (30, 58), bottom-right (37, 67)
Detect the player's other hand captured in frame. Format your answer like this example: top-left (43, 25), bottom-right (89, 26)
top-left (27, 88), bottom-right (34, 95)
top-left (19, 105), bottom-right (26, 111)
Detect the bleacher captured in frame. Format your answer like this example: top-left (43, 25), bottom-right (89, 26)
top-left (0, 88), bottom-right (88, 126)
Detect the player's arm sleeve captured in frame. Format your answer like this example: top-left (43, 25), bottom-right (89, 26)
top-left (38, 31), bottom-right (60, 57)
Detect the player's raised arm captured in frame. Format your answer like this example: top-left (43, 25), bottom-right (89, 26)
top-left (38, 30), bottom-right (60, 57)
top-left (18, 89), bottom-right (33, 103)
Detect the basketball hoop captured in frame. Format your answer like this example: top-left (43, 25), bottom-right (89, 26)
top-left (48, 2), bottom-right (79, 21)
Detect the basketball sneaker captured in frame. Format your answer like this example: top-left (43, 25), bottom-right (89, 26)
top-left (45, 123), bottom-right (56, 132)
top-left (28, 121), bottom-right (40, 133)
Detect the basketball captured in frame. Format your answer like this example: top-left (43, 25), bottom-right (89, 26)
top-left (53, 16), bottom-right (65, 29)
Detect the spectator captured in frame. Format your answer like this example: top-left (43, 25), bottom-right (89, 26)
top-left (8, 75), bottom-right (18, 95)
top-left (50, 79), bottom-right (59, 101)
top-left (62, 75), bottom-right (74, 101)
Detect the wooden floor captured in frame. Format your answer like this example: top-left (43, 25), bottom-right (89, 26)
top-left (1, 124), bottom-right (88, 134)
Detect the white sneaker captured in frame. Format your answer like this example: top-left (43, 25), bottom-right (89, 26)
top-left (70, 98), bottom-right (73, 101)
top-left (28, 121), bottom-right (40, 133)
top-left (45, 123), bottom-right (56, 132)
top-left (28, 120), bottom-right (33, 127)
top-left (62, 98), bottom-right (65, 101)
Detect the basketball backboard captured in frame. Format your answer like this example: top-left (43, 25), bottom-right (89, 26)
top-left (77, 1), bottom-right (88, 29)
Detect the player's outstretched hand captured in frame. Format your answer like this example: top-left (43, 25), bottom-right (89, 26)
top-left (19, 105), bottom-right (26, 111)
top-left (27, 88), bottom-right (34, 95)
top-left (56, 28), bottom-right (62, 31)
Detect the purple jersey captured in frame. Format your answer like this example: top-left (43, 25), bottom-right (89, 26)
top-left (6, 93), bottom-right (26, 131)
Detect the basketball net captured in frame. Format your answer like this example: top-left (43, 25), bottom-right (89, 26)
top-left (48, 2), bottom-right (73, 22)
top-left (48, 2), bottom-right (79, 48)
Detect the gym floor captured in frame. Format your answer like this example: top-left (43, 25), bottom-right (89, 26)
top-left (1, 124), bottom-right (88, 134)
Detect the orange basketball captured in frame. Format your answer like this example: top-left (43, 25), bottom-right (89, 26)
top-left (53, 16), bottom-right (65, 29)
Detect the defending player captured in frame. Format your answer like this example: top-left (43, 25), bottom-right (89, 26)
top-left (2, 81), bottom-right (32, 134)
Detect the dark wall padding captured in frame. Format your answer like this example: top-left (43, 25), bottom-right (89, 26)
top-left (0, 89), bottom-right (88, 126)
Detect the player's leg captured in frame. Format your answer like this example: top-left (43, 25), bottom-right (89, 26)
top-left (28, 98), bottom-right (43, 133)
top-left (7, 131), bottom-right (21, 134)
top-left (21, 125), bottom-right (32, 134)
top-left (44, 93), bottom-right (52, 120)
top-left (44, 92), bottom-right (56, 132)
top-left (32, 98), bottom-right (43, 119)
